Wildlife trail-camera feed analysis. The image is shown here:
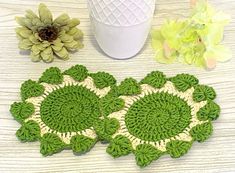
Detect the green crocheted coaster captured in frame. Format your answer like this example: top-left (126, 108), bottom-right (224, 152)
top-left (10, 65), bottom-right (117, 156)
top-left (95, 72), bottom-right (220, 167)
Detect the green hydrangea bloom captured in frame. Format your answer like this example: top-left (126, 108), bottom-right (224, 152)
top-left (151, 0), bottom-right (231, 69)
top-left (15, 3), bottom-right (84, 62)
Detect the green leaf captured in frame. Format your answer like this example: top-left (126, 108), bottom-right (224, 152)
top-left (21, 80), bottom-right (44, 101)
top-left (166, 140), bottom-right (192, 158)
top-left (16, 120), bottom-right (40, 142)
top-left (63, 64), bottom-right (88, 81)
top-left (197, 101), bottom-right (220, 121)
top-left (170, 74), bottom-right (199, 92)
top-left (106, 135), bottom-right (132, 158)
top-left (40, 133), bottom-right (65, 156)
top-left (117, 78), bottom-right (141, 96)
top-left (90, 72), bottom-right (116, 89)
top-left (140, 71), bottom-right (167, 88)
top-left (39, 67), bottom-right (63, 84)
top-left (135, 144), bottom-right (163, 167)
top-left (70, 135), bottom-right (96, 153)
top-left (190, 122), bottom-right (213, 142)
top-left (193, 85), bottom-right (216, 102)
top-left (10, 102), bottom-right (34, 123)
top-left (94, 118), bottom-right (120, 141)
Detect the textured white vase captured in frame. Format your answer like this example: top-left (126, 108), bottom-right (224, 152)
top-left (88, 0), bottom-right (156, 59)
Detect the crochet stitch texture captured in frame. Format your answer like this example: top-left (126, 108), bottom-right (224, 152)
top-left (10, 65), bottom-right (117, 156)
top-left (10, 65), bottom-right (220, 167)
top-left (96, 71), bottom-right (220, 167)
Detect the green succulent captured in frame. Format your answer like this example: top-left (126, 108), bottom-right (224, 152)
top-left (15, 3), bottom-right (84, 62)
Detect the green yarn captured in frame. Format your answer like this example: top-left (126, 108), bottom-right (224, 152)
top-left (90, 72), bottom-right (116, 89)
top-left (106, 135), bottom-right (132, 158)
top-left (170, 74), bottom-right (199, 92)
top-left (135, 144), bottom-right (163, 167)
top-left (40, 133), bottom-right (65, 156)
top-left (10, 102), bottom-right (34, 123)
top-left (20, 80), bottom-right (44, 101)
top-left (11, 65), bottom-right (117, 156)
top-left (193, 85), bottom-right (216, 102)
top-left (117, 78), bottom-right (141, 96)
top-left (100, 95), bottom-right (125, 117)
top-left (140, 71), bottom-right (167, 88)
top-left (190, 122), bottom-right (213, 142)
top-left (125, 92), bottom-right (191, 141)
top-left (103, 71), bottom-right (220, 167)
top-left (10, 65), bottom-right (220, 166)
top-left (70, 135), bottom-right (96, 153)
top-left (39, 67), bottom-right (63, 84)
top-left (40, 85), bottom-right (100, 132)
top-left (94, 118), bottom-right (120, 141)
top-left (16, 120), bottom-right (40, 142)
top-left (166, 140), bottom-right (192, 158)
top-left (197, 101), bottom-right (220, 121)
top-left (63, 64), bottom-right (88, 81)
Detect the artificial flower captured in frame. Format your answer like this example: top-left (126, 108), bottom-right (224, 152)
top-left (151, 0), bottom-right (231, 69)
top-left (15, 3), bottom-right (84, 62)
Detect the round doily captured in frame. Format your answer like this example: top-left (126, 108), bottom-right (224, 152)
top-left (10, 65), bottom-right (117, 156)
top-left (95, 71), bottom-right (220, 167)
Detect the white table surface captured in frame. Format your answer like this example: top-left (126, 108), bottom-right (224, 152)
top-left (0, 0), bottom-right (235, 172)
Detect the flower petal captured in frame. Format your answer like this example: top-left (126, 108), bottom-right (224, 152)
top-left (38, 3), bottom-right (53, 25)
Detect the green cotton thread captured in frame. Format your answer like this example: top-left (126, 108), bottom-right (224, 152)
top-left (16, 120), bottom-right (40, 142)
top-left (125, 92), bottom-right (191, 141)
top-left (10, 65), bottom-right (220, 164)
top-left (140, 71), bottom-right (167, 88)
top-left (39, 67), bottom-right (63, 84)
top-left (102, 70), bottom-right (220, 167)
top-left (10, 102), bottom-right (35, 123)
top-left (90, 72), bottom-right (117, 89)
top-left (70, 135), bottom-right (96, 153)
top-left (94, 118), bottom-right (120, 141)
top-left (106, 135), bottom-right (132, 158)
top-left (197, 101), bottom-right (220, 121)
top-left (63, 64), bottom-right (88, 81)
top-left (166, 140), bottom-right (192, 158)
top-left (193, 85), bottom-right (216, 102)
top-left (170, 74), bottom-right (199, 92)
top-left (40, 85), bottom-right (101, 132)
top-left (40, 133), bottom-right (65, 156)
top-left (190, 122), bottom-right (213, 142)
top-left (20, 80), bottom-right (44, 101)
top-left (10, 65), bottom-right (118, 156)
top-left (100, 95), bottom-right (125, 117)
top-left (117, 78), bottom-right (141, 96)
top-left (135, 144), bottom-right (163, 167)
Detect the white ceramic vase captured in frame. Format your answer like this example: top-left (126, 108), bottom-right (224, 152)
top-left (88, 0), bottom-right (156, 59)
